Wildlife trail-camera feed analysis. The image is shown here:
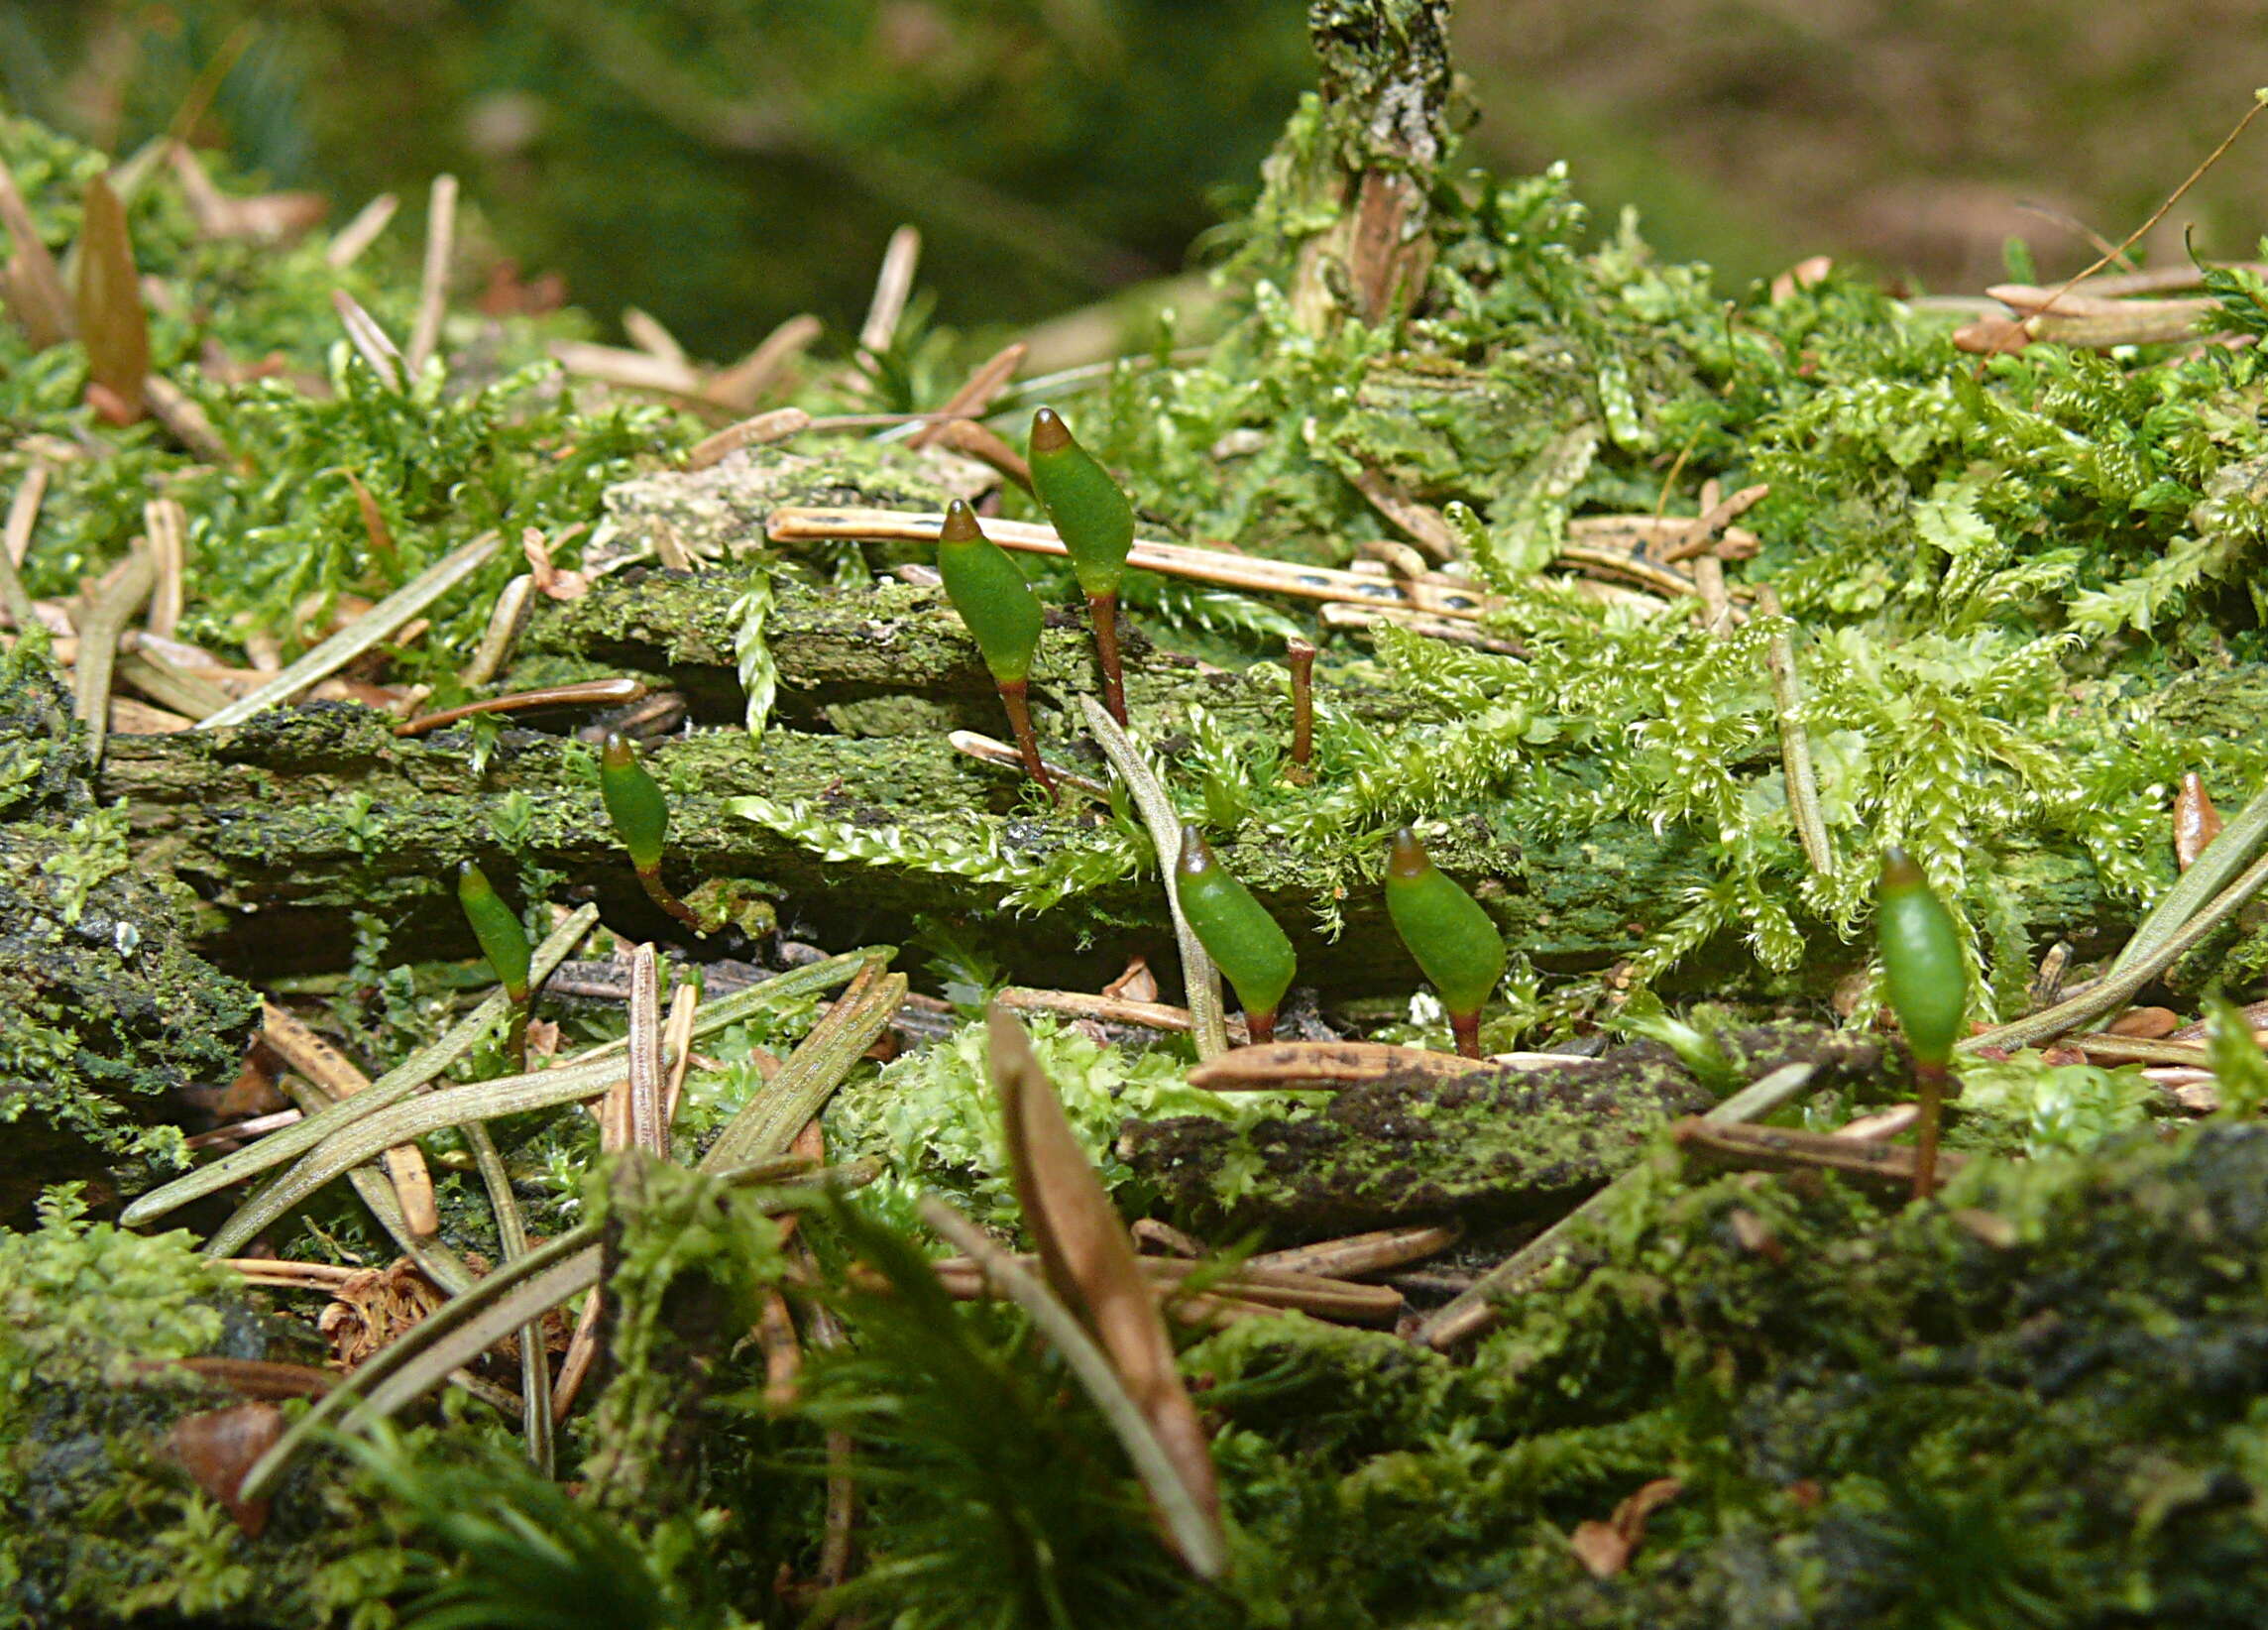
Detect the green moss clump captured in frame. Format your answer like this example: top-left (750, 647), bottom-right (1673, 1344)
top-left (0, 1187), bottom-right (422, 1629)
top-left (0, 642), bottom-right (260, 1221)
top-left (1190, 1123), bottom-right (2268, 1628)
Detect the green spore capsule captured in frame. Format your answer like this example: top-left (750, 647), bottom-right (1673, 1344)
top-left (1029, 407), bottom-right (1135, 726)
top-left (1383, 828), bottom-right (1506, 1059)
top-left (457, 860), bottom-right (532, 1073)
top-left (936, 500), bottom-right (1056, 799)
top-left (457, 861), bottom-right (531, 1003)
top-left (1876, 846), bottom-right (1968, 1200)
top-left (601, 732), bottom-right (705, 932)
top-left (1175, 823), bottom-right (1297, 1044)
top-left (937, 499), bottom-right (1043, 684)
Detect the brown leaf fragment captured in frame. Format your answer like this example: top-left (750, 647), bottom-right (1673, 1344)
top-left (166, 1402), bottom-right (285, 1536)
top-left (2107, 1005), bottom-right (2181, 1039)
top-left (0, 155), bottom-right (70, 347)
top-left (73, 175), bottom-right (150, 421)
top-left (2175, 771), bottom-right (2223, 872)
top-left (1572, 1476), bottom-right (1685, 1577)
top-left (1569, 1520), bottom-right (1632, 1578)
top-left (987, 1005), bottom-right (1221, 1542)
top-left (1102, 955), bottom-right (1160, 1005)
top-left (320, 1260), bottom-right (450, 1368)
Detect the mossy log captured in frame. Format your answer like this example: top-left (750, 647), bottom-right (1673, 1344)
top-left (1123, 1023), bottom-right (1889, 1237)
top-left (0, 657), bottom-right (260, 1220)
top-left (93, 541), bottom-right (2259, 998)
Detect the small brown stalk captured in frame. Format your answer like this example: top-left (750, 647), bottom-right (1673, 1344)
top-left (1286, 637), bottom-right (1315, 779)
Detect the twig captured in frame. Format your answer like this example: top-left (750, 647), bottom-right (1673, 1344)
top-left (1417, 1062), bottom-right (1819, 1349)
top-left (946, 730), bottom-right (1110, 797)
top-left (1187, 1039), bottom-right (1489, 1092)
top-left (767, 506), bottom-right (1497, 623)
top-left (1351, 465), bottom-right (1461, 561)
top-left (325, 192), bottom-right (398, 270)
top-left (1246, 1222), bottom-right (1460, 1279)
top-left (462, 1113), bottom-right (556, 1473)
top-left (934, 418), bottom-right (1033, 490)
top-left (1672, 1117), bottom-right (1961, 1193)
top-left (142, 498), bottom-right (186, 639)
top-left (995, 984), bottom-right (1195, 1033)
top-left (1975, 92), bottom-right (2268, 358)
top-left (3, 459), bottom-right (47, 568)
top-left (73, 546), bottom-right (158, 764)
top-left (122, 905), bottom-right (601, 1226)
top-left (909, 340), bottom-right (1026, 449)
top-left (460, 573), bottom-right (535, 687)
top-left (1660, 483), bottom-right (1770, 563)
top-left (260, 1001), bottom-right (438, 1237)
top-left (1758, 585), bottom-right (1831, 874)
top-left (1078, 697), bottom-right (1229, 1058)
top-left (404, 175), bottom-right (458, 378)
top-left (197, 530), bottom-right (502, 728)
top-left (331, 290), bottom-right (404, 389)
top-left (706, 313), bottom-right (824, 413)
top-left (1965, 840), bottom-right (2268, 1051)
top-left (854, 226), bottom-right (921, 374)
top-left (393, 676), bottom-right (646, 737)
top-left (686, 408), bottom-right (812, 472)
top-left (696, 961), bottom-right (905, 1176)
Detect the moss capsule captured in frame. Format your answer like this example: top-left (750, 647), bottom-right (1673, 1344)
top-left (938, 499), bottom-right (1044, 685)
top-left (601, 732), bottom-right (705, 932)
top-left (457, 860), bottom-right (532, 1072)
top-left (457, 861), bottom-right (531, 1002)
top-left (937, 500), bottom-right (1056, 799)
top-left (1876, 846), bottom-right (1967, 1199)
top-left (1029, 407), bottom-right (1135, 726)
top-left (1384, 828), bottom-right (1506, 1059)
top-left (1176, 823), bottom-right (1296, 1044)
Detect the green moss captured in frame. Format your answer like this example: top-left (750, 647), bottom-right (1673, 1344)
top-left (0, 647), bottom-right (260, 1220)
top-left (1187, 1124), bottom-right (2268, 1628)
top-left (1123, 1023), bottom-right (1886, 1236)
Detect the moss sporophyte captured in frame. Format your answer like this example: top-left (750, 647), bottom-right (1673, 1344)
top-left (1174, 823), bottom-right (1297, 1044)
top-left (934, 498), bottom-right (1056, 799)
top-left (457, 860), bottom-right (533, 1073)
top-left (600, 732), bottom-right (706, 933)
top-left (1875, 846), bottom-right (1968, 1200)
top-left (1384, 828), bottom-right (1507, 1060)
top-left (1028, 407), bottom-right (1136, 728)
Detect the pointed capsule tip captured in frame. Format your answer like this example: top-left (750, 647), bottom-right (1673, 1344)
top-left (1176, 822), bottom-right (1214, 876)
top-left (1030, 406), bottom-right (1072, 453)
top-left (939, 499), bottom-right (983, 543)
top-left (1878, 846), bottom-right (1925, 890)
top-left (602, 730), bottom-right (632, 767)
top-left (1387, 827), bottom-right (1428, 880)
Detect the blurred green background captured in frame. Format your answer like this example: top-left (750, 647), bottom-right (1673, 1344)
top-left (5, 1), bottom-right (2266, 358)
